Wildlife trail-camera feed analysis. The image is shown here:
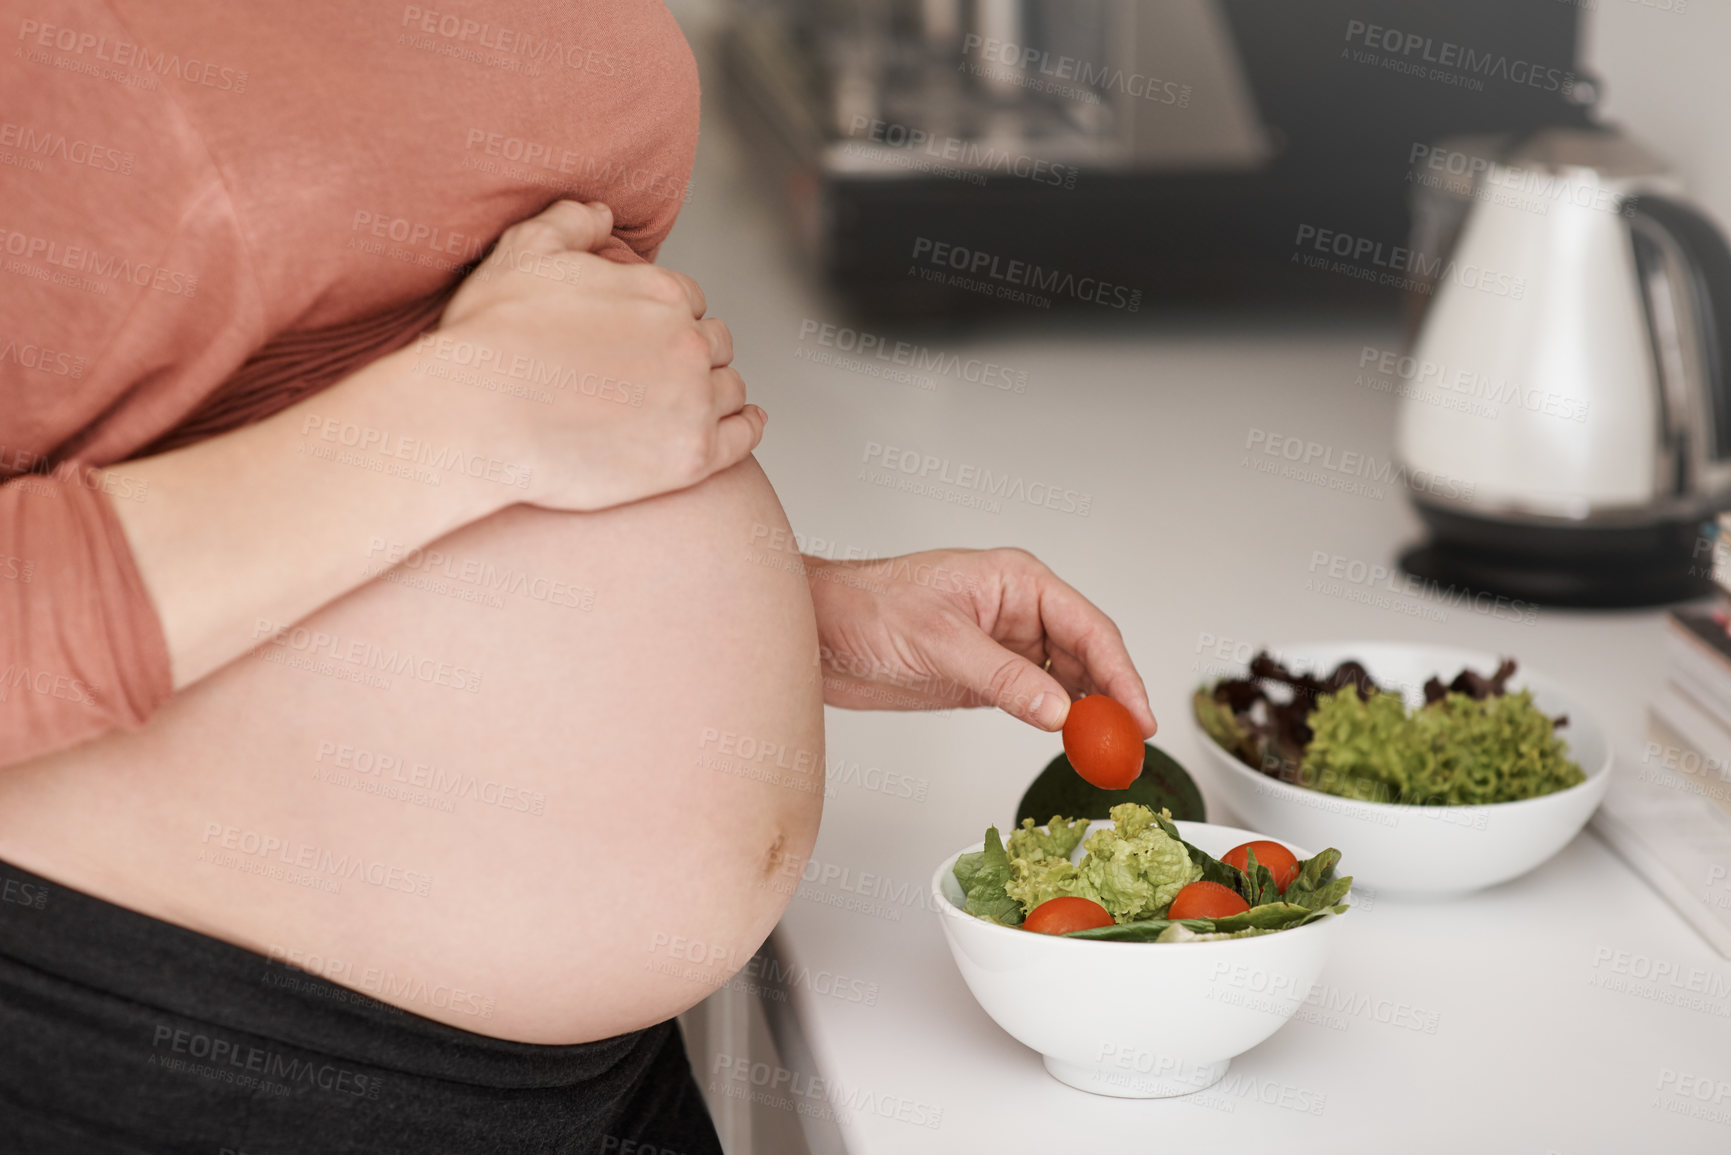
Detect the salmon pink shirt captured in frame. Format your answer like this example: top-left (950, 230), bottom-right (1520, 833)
top-left (0, 0), bottom-right (700, 765)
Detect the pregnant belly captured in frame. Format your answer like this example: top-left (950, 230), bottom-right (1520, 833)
top-left (0, 456), bottom-right (825, 1044)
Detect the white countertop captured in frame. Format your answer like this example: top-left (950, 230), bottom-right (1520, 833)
top-left (660, 27), bottom-right (1731, 1154)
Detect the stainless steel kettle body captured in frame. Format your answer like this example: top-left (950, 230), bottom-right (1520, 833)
top-left (1395, 128), bottom-right (1731, 606)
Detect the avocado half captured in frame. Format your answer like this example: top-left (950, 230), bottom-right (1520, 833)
top-left (1015, 742), bottom-right (1206, 825)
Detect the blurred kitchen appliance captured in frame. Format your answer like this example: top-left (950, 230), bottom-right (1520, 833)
top-left (720, 0), bottom-right (1595, 315)
top-left (1396, 127), bottom-right (1731, 607)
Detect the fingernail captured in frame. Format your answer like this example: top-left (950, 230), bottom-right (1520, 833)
top-left (1030, 693), bottom-right (1065, 730)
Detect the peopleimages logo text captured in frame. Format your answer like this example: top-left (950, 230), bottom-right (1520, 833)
top-left (1293, 224), bottom-right (1525, 299)
top-left (797, 320), bottom-right (1028, 393)
top-left (910, 238), bottom-right (1141, 312)
top-left (862, 441), bottom-right (1093, 516)
top-left (1245, 429), bottom-right (1476, 502)
top-left (961, 34), bottom-right (1191, 107)
top-left (846, 117), bottom-right (1077, 189)
top-left (399, 6), bottom-right (627, 75)
top-left (1342, 20), bottom-right (1574, 94)
top-left (1357, 346), bottom-right (1588, 423)
top-left (16, 19), bottom-right (249, 92)
top-left (0, 120), bottom-right (133, 174)
top-left (0, 226), bottom-right (199, 297)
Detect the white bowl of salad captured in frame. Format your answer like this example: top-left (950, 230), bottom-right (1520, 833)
top-left (1191, 641), bottom-right (1612, 897)
top-left (931, 804), bottom-right (1349, 1098)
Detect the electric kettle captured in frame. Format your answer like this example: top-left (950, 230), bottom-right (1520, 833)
top-left (1395, 127), bottom-right (1731, 607)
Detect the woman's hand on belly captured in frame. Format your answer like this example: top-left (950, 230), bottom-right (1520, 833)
top-left (435, 199), bottom-right (767, 513)
top-left (0, 455), bottom-right (824, 1045)
top-left (104, 199), bottom-right (766, 700)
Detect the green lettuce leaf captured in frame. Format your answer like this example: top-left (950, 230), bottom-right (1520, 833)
top-left (1289, 876), bottom-right (1353, 911)
top-left (1301, 687), bottom-right (1585, 806)
top-left (1405, 689), bottom-right (1584, 804)
top-left (1283, 848), bottom-right (1351, 911)
top-left (1004, 852), bottom-right (1098, 914)
top-left (1206, 901), bottom-right (1324, 933)
top-left (1071, 803), bottom-right (1202, 921)
top-left (1063, 917), bottom-right (1185, 942)
top-left (1065, 903), bottom-right (1346, 942)
top-left (1301, 690), bottom-right (1416, 802)
top-left (1147, 810), bottom-right (1247, 898)
top-left (1241, 847), bottom-right (1283, 907)
top-left (1192, 689), bottom-right (1249, 760)
top-left (1290, 846), bottom-right (1342, 893)
top-left (1006, 816), bottom-right (1091, 862)
top-left (1001, 805), bottom-right (1201, 922)
top-left (952, 827), bottom-right (1024, 926)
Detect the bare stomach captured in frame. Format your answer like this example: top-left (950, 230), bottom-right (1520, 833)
top-left (0, 456), bottom-right (825, 1044)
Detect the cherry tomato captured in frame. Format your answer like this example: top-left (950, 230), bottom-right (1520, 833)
top-left (1023, 896), bottom-right (1116, 935)
top-left (1221, 841), bottom-right (1301, 893)
top-left (1061, 695), bottom-right (1144, 790)
top-left (1168, 881), bottom-right (1250, 920)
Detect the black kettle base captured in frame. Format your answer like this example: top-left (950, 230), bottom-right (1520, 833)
top-left (1398, 541), bottom-right (1715, 610)
top-left (1398, 500), bottom-right (1724, 609)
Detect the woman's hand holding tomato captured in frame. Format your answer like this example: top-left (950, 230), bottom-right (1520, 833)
top-left (801, 548), bottom-right (1157, 734)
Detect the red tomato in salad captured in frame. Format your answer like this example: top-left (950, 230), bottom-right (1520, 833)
top-left (1168, 881), bottom-right (1250, 920)
top-left (1221, 841), bottom-right (1301, 892)
top-left (1061, 695), bottom-right (1144, 790)
top-left (1023, 896), bottom-right (1116, 935)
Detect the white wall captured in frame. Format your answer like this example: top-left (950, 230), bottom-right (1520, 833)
top-left (1584, 0), bottom-right (1731, 229)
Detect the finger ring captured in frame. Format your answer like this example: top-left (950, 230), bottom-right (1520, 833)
top-left (1042, 655), bottom-right (1053, 673)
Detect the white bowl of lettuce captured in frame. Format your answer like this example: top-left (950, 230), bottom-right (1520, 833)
top-left (1191, 641), bottom-right (1612, 897)
top-left (931, 804), bottom-right (1348, 1098)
